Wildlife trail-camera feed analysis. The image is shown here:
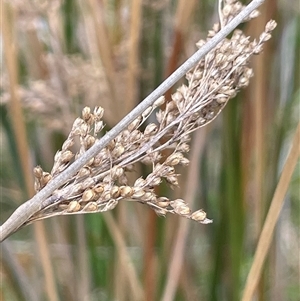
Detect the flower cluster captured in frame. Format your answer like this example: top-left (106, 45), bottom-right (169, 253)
top-left (26, 1), bottom-right (276, 226)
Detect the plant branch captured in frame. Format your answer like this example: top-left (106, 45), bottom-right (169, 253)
top-left (0, 0), bottom-right (265, 242)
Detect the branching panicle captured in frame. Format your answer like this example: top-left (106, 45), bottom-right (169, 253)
top-left (18, 1), bottom-right (277, 228)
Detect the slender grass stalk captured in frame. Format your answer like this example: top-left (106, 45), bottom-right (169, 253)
top-left (75, 215), bottom-right (91, 299)
top-left (127, 0), bottom-right (142, 111)
top-left (1, 241), bottom-right (39, 301)
top-left (87, 0), bottom-right (117, 116)
top-left (241, 122), bottom-right (300, 301)
top-left (104, 212), bottom-right (145, 301)
top-left (1, 5), bottom-right (59, 301)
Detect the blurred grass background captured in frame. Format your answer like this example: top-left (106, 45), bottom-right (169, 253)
top-left (0, 0), bottom-right (299, 300)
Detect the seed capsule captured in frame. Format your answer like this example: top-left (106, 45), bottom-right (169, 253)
top-left (153, 96), bottom-right (165, 107)
top-left (144, 123), bottom-right (158, 136)
top-left (190, 210), bottom-right (207, 221)
top-left (83, 202), bottom-right (98, 212)
top-left (120, 186), bottom-right (133, 198)
top-left (111, 186), bottom-right (120, 198)
top-left (82, 189), bottom-right (96, 202)
top-left (67, 201), bottom-right (81, 212)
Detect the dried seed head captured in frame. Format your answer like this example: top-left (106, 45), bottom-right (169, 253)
top-left (144, 123), bottom-right (158, 136)
top-left (112, 145), bottom-right (125, 157)
top-left (84, 135), bottom-right (96, 149)
top-left (41, 173), bottom-right (52, 185)
top-left (156, 197), bottom-right (170, 208)
top-left (153, 96), bottom-right (165, 107)
top-left (102, 190), bottom-right (112, 201)
top-left (72, 118), bottom-right (85, 135)
top-left (29, 4), bottom-right (275, 225)
top-left (155, 208), bottom-right (167, 217)
top-left (216, 96), bottom-right (228, 104)
top-left (94, 120), bottom-right (104, 134)
top-left (146, 175), bottom-right (161, 187)
top-left (166, 152), bottom-right (184, 166)
top-left (79, 123), bottom-right (89, 137)
top-left (82, 107), bottom-right (93, 124)
top-left (67, 200), bottom-right (81, 212)
top-left (171, 199), bottom-right (191, 215)
top-left (111, 186), bottom-right (120, 198)
top-left (265, 20), bottom-right (277, 32)
top-left (94, 184), bottom-right (104, 194)
top-left (172, 91), bottom-right (184, 103)
top-left (141, 191), bottom-right (155, 202)
top-left (142, 106), bottom-right (153, 119)
top-left (132, 188), bottom-right (145, 199)
top-left (62, 138), bottom-right (74, 151)
top-left (61, 150), bottom-right (74, 163)
top-left (34, 166), bottom-right (43, 179)
top-left (190, 209), bottom-right (206, 221)
top-left (177, 143), bottom-right (190, 153)
top-left (83, 202), bottom-right (98, 212)
top-left (134, 178), bottom-right (146, 188)
top-left (248, 9), bottom-right (260, 20)
top-left (129, 129), bottom-right (142, 142)
top-left (77, 166), bottom-right (91, 178)
top-left (111, 166), bottom-right (124, 179)
top-left (107, 139), bottom-right (116, 150)
top-left (93, 106), bottom-right (104, 120)
top-left (166, 175), bottom-right (179, 186)
top-left (166, 100), bottom-right (177, 112)
top-left (82, 189), bottom-right (96, 202)
top-left (106, 199), bottom-right (118, 211)
top-left (128, 116), bottom-right (142, 131)
top-left (120, 186), bottom-right (133, 198)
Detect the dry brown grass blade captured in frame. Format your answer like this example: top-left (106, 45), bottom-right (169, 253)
top-left (104, 212), bottom-right (145, 301)
top-left (87, 0), bottom-right (117, 120)
top-left (161, 128), bottom-right (207, 301)
top-left (2, 4), bottom-right (32, 193)
top-left (175, 0), bottom-right (198, 31)
top-left (24, 29), bottom-right (49, 80)
top-left (1, 5), bottom-right (59, 301)
top-left (75, 215), bottom-right (91, 299)
top-left (241, 121), bottom-right (300, 301)
top-left (165, 0), bottom-right (197, 100)
top-left (1, 241), bottom-right (39, 301)
top-left (127, 0), bottom-right (142, 112)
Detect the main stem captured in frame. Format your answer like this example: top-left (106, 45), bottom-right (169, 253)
top-left (0, 0), bottom-right (265, 242)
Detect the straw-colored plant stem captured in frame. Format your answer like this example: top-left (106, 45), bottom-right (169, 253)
top-left (165, 0), bottom-right (198, 93)
top-left (245, 1), bottom-right (276, 298)
top-left (127, 0), bottom-right (142, 112)
top-left (1, 241), bottom-right (38, 301)
top-left (242, 122), bottom-right (300, 301)
top-left (104, 212), bottom-right (145, 301)
top-left (75, 215), bottom-right (91, 300)
top-left (87, 0), bottom-right (117, 118)
top-left (1, 5), bottom-right (59, 301)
